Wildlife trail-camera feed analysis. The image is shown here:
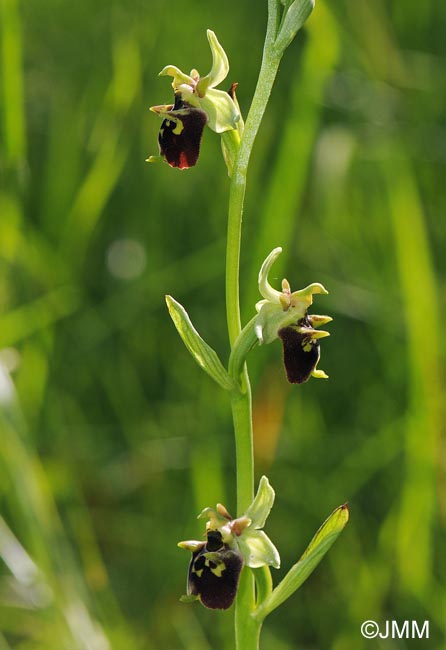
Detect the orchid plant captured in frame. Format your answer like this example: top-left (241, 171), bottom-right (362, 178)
top-left (149, 1), bottom-right (349, 647)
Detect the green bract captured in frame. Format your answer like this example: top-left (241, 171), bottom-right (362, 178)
top-left (165, 295), bottom-right (235, 391)
top-left (159, 30), bottom-right (240, 133)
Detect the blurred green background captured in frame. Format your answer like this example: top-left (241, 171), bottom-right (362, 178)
top-left (0, 0), bottom-right (444, 648)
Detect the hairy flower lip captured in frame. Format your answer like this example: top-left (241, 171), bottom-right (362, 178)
top-left (180, 529), bottom-right (243, 610)
top-left (149, 94), bottom-right (208, 169)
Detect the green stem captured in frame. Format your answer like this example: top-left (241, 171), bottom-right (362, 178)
top-left (225, 52), bottom-right (281, 347)
top-left (230, 380), bottom-right (254, 515)
top-left (225, 3), bottom-right (282, 648)
top-left (226, 0), bottom-right (282, 508)
top-left (235, 569), bottom-right (261, 650)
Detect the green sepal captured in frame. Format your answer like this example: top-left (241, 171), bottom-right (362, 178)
top-left (253, 504), bottom-right (349, 621)
top-left (166, 295), bottom-right (235, 392)
top-left (198, 30), bottom-right (230, 91)
top-left (237, 529), bottom-right (280, 569)
top-left (199, 88), bottom-right (240, 133)
top-left (275, 0), bottom-right (315, 53)
top-left (244, 475), bottom-right (275, 529)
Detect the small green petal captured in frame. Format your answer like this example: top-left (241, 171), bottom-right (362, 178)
top-left (178, 540), bottom-right (204, 552)
top-left (159, 65), bottom-right (194, 88)
top-left (197, 506), bottom-right (228, 528)
top-left (245, 476), bottom-right (275, 529)
top-left (199, 88), bottom-right (240, 133)
top-left (258, 247), bottom-right (284, 303)
top-left (290, 283), bottom-right (328, 307)
top-left (149, 103), bottom-right (173, 115)
top-left (238, 530), bottom-right (280, 569)
top-left (308, 314), bottom-right (333, 328)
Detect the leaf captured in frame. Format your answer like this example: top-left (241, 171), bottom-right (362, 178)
top-left (253, 504), bottom-right (349, 621)
top-left (166, 295), bottom-right (235, 391)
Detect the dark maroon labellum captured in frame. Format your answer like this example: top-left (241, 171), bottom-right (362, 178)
top-left (158, 94), bottom-right (208, 169)
top-left (278, 314), bottom-right (320, 384)
top-left (187, 530), bottom-right (243, 609)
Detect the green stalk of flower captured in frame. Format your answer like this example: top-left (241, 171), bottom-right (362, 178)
top-left (223, 7), bottom-right (322, 584)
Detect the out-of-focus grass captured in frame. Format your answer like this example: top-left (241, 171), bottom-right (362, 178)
top-left (0, 0), bottom-right (444, 648)
top-left (0, 0), bottom-right (25, 165)
top-left (384, 150), bottom-right (443, 619)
